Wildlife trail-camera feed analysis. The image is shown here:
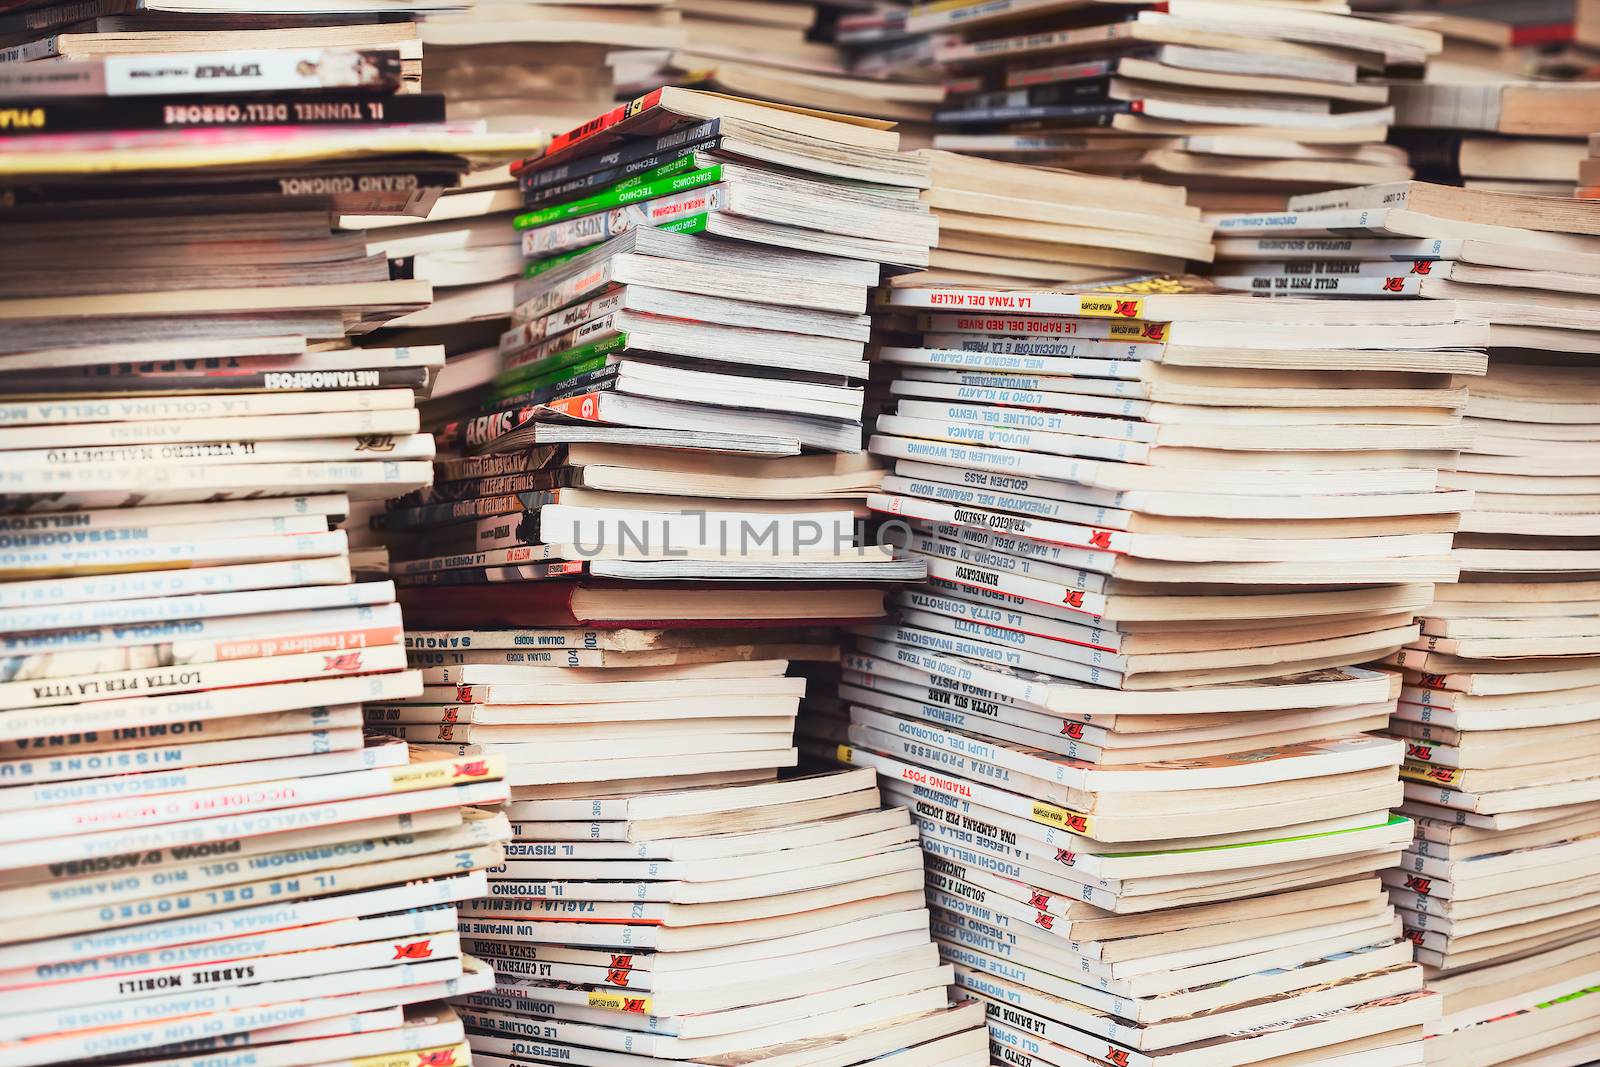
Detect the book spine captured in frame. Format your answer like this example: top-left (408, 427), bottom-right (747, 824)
top-left (0, 0), bottom-right (136, 38)
top-left (0, 366), bottom-right (429, 397)
top-left (871, 494), bottom-right (1129, 557)
top-left (431, 445), bottom-right (561, 484)
top-left (387, 467), bottom-right (569, 511)
top-left (883, 346), bottom-right (1146, 380)
top-left (389, 543), bottom-right (560, 577)
top-left (869, 429), bottom-right (1107, 490)
top-left (0, 91), bottom-right (444, 135)
top-left (510, 258), bottom-right (622, 325)
top-left (934, 100), bottom-right (1126, 126)
top-left (0, 724), bottom-right (361, 793)
top-left (894, 399), bottom-right (1152, 449)
top-left (0, 493), bottom-right (347, 534)
top-left (3, 820), bottom-right (500, 931)
top-left (0, 388), bottom-right (417, 428)
top-left (374, 489), bottom-right (564, 532)
top-left (918, 333), bottom-right (1153, 360)
top-left (0, 512), bottom-right (328, 552)
top-left (1215, 273), bottom-right (1422, 296)
top-left (0, 664), bottom-right (419, 743)
top-left (501, 290), bottom-right (625, 353)
top-left (404, 629), bottom-right (603, 652)
top-left (915, 313), bottom-right (1161, 341)
top-left (523, 143), bottom-right (709, 208)
top-left (486, 362), bottom-right (617, 412)
top-left (521, 118), bottom-right (720, 191)
top-left (0, 741), bottom-right (488, 845)
top-left (0, 561), bottom-right (368, 637)
top-left (0, 529), bottom-right (349, 577)
top-left (520, 186), bottom-right (726, 259)
top-left (513, 164), bottom-right (724, 230)
top-left (500, 319), bottom-right (627, 379)
top-left (0, 704), bottom-right (362, 765)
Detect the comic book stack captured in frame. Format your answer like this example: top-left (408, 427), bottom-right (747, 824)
top-left (1211, 181), bottom-right (1600, 1066)
top-left (915, 0), bottom-right (1432, 207)
top-left (802, 282), bottom-right (1494, 1066)
top-left (0, 58), bottom-right (532, 1067)
top-left (453, 768), bottom-right (990, 1067)
top-left (353, 86), bottom-right (986, 1067)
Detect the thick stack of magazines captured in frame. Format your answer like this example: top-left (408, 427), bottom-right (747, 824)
top-left (1213, 180), bottom-right (1600, 1067)
top-left (0, 51), bottom-right (530, 1067)
top-left (363, 87), bottom-right (989, 1067)
top-left (805, 280), bottom-right (1492, 1066)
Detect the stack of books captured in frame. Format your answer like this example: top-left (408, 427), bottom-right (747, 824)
top-left (0, 0), bottom-right (437, 63)
top-left (803, 282), bottom-right (1492, 1065)
top-left (1211, 180), bottom-right (1600, 1065)
top-left (0, 53), bottom-right (534, 1067)
top-left (1387, 81), bottom-right (1598, 197)
top-left (355, 86), bottom-right (986, 1066)
top-left (414, 0), bottom-right (685, 131)
top-left (901, 151), bottom-right (1214, 288)
top-left (454, 768), bottom-right (991, 1067)
top-left (910, 0), bottom-right (1434, 208)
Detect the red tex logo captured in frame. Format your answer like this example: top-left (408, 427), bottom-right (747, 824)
top-left (1086, 530), bottom-right (1112, 549)
top-left (1140, 323), bottom-right (1165, 340)
top-left (1059, 722), bottom-right (1084, 739)
top-left (322, 652), bottom-right (364, 672)
top-left (1113, 300), bottom-right (1140, 317)
top-left (1054, 849), bottom-right (1077, 866)
top-left (393, 940), bottom-right (433, 959)
top-left (1404, 876), bottom-right (1433, 896)
top-left (1105, 1049), bottom-right (1131, 1067)
top-left (606, 967), bottom-right (631, 986)
top-left (453, 760), bottom-right (491, 778)
top-left (417, 1051), bottom-right (458, 1067)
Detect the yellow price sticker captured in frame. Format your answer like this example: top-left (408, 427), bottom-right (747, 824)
top-left (1076, 295), bottom-right (1144, 319)
top-left (1030, 800), bottom-right (1091, 835)
top-left (589, 991), bottom-right (653, 1013)
top-left (836, 744), bottom-right (856, 763)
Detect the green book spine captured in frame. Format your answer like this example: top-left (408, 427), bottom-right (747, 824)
top-left (513, 164), bottom-right (725, 230)
top-left (492, 331), bottom-right (629, 397)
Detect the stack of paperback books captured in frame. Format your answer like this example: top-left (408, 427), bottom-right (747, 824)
top-left (454, 768), bottom-right (990, 1067)
top-left (1212, 180), bottom-right (1600, 1065)
top-left (0, 58), bottom-right (531, 1067)
top-left (903, 151), bottom-right (1214, 288)
top-left (413, 0), bottom-right (685, 131)
top-left (915, 0), bottom-right (1432, 207)
top-left (355, 86), bottom-right (989, 1067)
top-left (806, 282), bottom-right (1492, 1065)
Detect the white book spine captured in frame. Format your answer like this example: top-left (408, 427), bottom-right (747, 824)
top-left (0, 726), bottom-right (363, 799)
top-left (869, 432), bottom-right (1107, 492)
top-left (0, 801), bottom-right (451, 894)
top-left (3, 434), bottom-right (434, 471)
top-left (0, 494), bottom-right (348, 534)
top-left (0, 557), bottom-right (355, 627)
top-left (0, 870), bottom-right (486, 974)
top-left (0, 639), bottom-right (407, 715)
top-left (0, 389), bottom-right (415, 427)
top-left (2, 931), bottom-right (464, 1020)
top-left (882, 346), bottom-right (1147, 381)
top-left (0, 409), bottom-right (419, 450)
top-left (1, 593), bottom-right (397, 659)
top-left (0, 514), bottom-right (329, 555)
top-left (1, 779), bottom-right (503, 881)
top-left (0, 529), bottom-right (350, 576)
top-left (0, 460), bottom-right (433, 498)
top-left (0, 743), bottom-right (467, 845)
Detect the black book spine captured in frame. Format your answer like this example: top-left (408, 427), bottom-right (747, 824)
top-left (519, 118), bottom-right (722, 192)
top-left (0, 169), bottom-right (462, 209)
top-left (933, 100), bottom-right (1130, 127)
top-left (0, 90), bottom-right (444, 134)
top-left (953, 74), bottom-right (1112, 110)
top-left (521, 138), bottom-right (722, 209)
